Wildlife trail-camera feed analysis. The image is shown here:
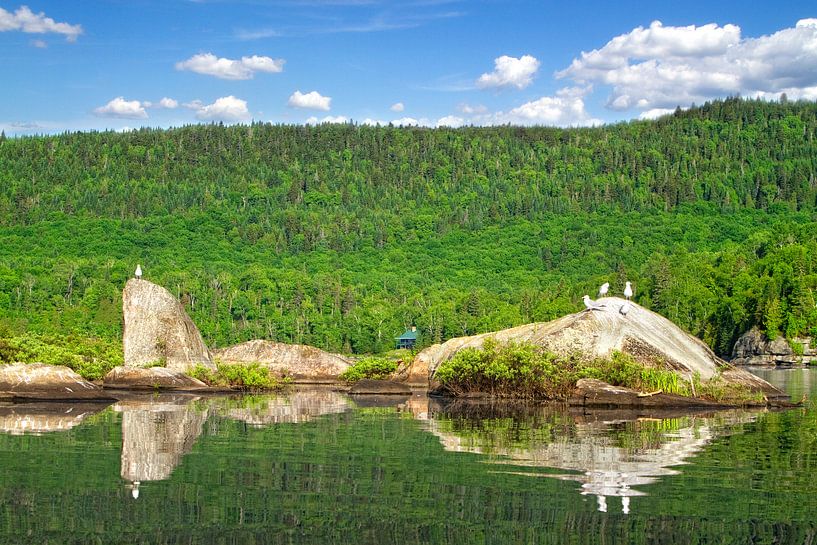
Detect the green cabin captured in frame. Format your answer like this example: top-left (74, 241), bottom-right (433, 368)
top-left (395, 327), bottom-right (418, 349)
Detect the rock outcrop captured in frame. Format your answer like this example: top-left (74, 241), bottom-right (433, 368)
top-left (409, 297), bottom-right (783, 399)
top-left (103, 366), bottom-right (209, 391)
top-left (0, 363), bottom-right (111, 401)
top-left (731, 326), bottom-right (815, 366)
top-left (123, 278), bottom-right (215, 372)
top-left (213, 340), bottom-right (352, 382)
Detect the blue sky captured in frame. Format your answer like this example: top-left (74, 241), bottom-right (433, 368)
top-left (1, 1), bottom-right (816, 134)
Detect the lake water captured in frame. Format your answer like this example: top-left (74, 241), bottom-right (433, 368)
top-left (0, 369), bottom-right (815, 544)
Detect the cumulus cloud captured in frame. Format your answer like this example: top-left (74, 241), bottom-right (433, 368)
top-left (477, 54), bottom-right (540, 90)
top-left (457, 103), bottom-right (488, 115)
top-left (94, 97), bottom-right (148, 119)
top-left (175, 53), bottom-right (284, 80)
top-left (195, 96), bottom-right (251, 122)
top-left (305, 115), bottom-right (348, 124)
top-left (558, 19), bottom-right (817, 112)
top-left (465, 87), bottom-right (601, 127)
top-left (390, 102), bottom-right (405, 112)
top-left (639, 107), bottom-right (677, 120)
top-left (361, 118), bottom-right (386, 126)
top-left (288, 90), bottom-right (332, 111)
top-left (0, 5), bottom-right (82, 41)
top-left (143, 97), bottom-right (179, 109)
top-left (31, 39), bottom-right (46, 48)
top-left (436, 115), bottom-right (465, 128)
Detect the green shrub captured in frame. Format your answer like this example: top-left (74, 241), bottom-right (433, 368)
top-left (0, 333), bottom-right (122, 381)
top-left (340, 357), bottom-right (398, 382)
top-left (189, 361), bottom-right (287, 390)
top-left (434, 341), bottom-right (762, 403)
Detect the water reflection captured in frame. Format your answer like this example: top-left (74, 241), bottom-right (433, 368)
top-left (212, 388), bottom-right (353, 425)
top-left (116, 395), bottom-right (208, 498)
top-left (0, 401), bottom-right (111, 435)
top-left (415, 397), bottom-right (758, 513)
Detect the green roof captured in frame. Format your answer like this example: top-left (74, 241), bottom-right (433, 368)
top-left (395, 329), bottom-right (418, 341)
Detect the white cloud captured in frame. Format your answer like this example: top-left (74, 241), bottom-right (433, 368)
top-left (390, 102), bottom-right (405, 112)
top-left (157, 97), bottom-right (178, 109)
top-left (195, 96), bottom-right (251, 122)
top-left (477, 54), bottom-right (540, 90)
top-left (144, 97), bottom-right (178, 109)
top-left (639, 108), bottom-right (677, 120)
top-left (558, 19), bottom-right (817, 112)
top-left (0, 6), bottom-right (82, 41)
top-left (182, 100), bottom-right (204, 110)
top-left (94, 97), bottom-right (148, 119)
top-left (457, 103), bottom-right (488, 115)
top-left (175, 53), bottom-right (285, 80)
top-left (481, 87), bottom-right (601, 127)
top-left (361, 118), bottom-right (386, 126)
top-left (288, 90), bottom-right (332, 111)
top-left (305, 115), bottom-right (348, 124)
top-left (436, 115), bottom-right (465, 128)
top-left (31, 39), bottom-right (46, 48)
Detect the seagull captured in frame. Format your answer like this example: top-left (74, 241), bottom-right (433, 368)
top-left (624, 281), bottom-right (633, 300)
top-left (135, 264), bottom-right (142, 279)
top-left (598, 282), bottom-right (609, 297)
top-left (620, 301), bottom-right (631, 316)
top-left (583, 295), bottom-right (603, 311)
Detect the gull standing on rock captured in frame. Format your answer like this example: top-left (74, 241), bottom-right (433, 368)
top-left (598, 282), bottom-right (609, 297)
top-left (624, 281), bottom-right (633, 300)
top-left (620, 301), bottom-right (631, 316)
top-left (135, 264), bottom-right (142, 280)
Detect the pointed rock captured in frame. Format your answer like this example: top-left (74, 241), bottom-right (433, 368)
top-left (123, 279), bottom-right (215, 372)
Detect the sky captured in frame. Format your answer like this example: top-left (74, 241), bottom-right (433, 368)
top-left (1, 0), bottom-right (816, 135)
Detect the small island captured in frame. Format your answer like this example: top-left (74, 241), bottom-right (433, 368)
top-left (1, 277), bottom-right (789, 409)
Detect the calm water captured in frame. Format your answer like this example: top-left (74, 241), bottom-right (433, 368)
top-left (0, 370), bottom-right (815, 545)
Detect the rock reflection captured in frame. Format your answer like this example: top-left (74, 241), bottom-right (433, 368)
top-left (214, 388), bottom-right (353, 425)
top-left (417, 398), bottom-right (758, 513)
top-left (116, 395), bottom-right (208, 491)
top-left (0, 402), bottom-right (111, 435)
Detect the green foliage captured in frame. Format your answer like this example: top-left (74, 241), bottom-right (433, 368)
top-left (2, 99), bottom-right (817, 357)
top-left (340, 357), bottom-right (398, 382)
top-left (189, 361), bottom-right (286, 390)
top-left (436, 341), bottom-right (763, 404)
top-left (0, 333), bottom-right (121, 380)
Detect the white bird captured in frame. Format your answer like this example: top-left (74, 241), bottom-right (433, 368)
top-left (620, 301), bottom-right (631, 316)
top-left (598, 282), bottom-right (609, 297)
top-left (583, 295), bottom-right (603, 311)
top-left (131, 481), bottom-right (140, 500)
top-left (135, 264), bottom-right (142, 279)
top-left (624, 281), bottom-right (633, 300)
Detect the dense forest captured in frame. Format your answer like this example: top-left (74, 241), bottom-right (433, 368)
top-left (1, 97), bottom-right (817, 357)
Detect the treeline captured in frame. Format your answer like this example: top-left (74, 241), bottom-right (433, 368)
top-left (1, 98), bottom-right (817, 356)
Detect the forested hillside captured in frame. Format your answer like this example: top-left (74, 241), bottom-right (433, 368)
top-left (1, 98), bottom-right (817, 357)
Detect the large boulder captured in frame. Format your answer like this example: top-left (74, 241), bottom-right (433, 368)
top-left (213, 340), bottom-right (352, 382)
top-left (123, 278), bottom-right (214, 372)
top-left (409, 297), bottom-right (783, 399)
top-left (0, 363), bottom-right (110, 401)
top-left (731, 326), bottom-right (813, 365)
top-left (103, 366), bottom-right (209, 391)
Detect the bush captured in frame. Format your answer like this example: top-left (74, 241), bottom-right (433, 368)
top-left (189, 361), bottom-right (287, 390)
top-left (0, 333), bottom-right (122, 381)
top-left (340, 357), bottom-right (398, 382)
top-left (434, 340), bottom-right (760, 403)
